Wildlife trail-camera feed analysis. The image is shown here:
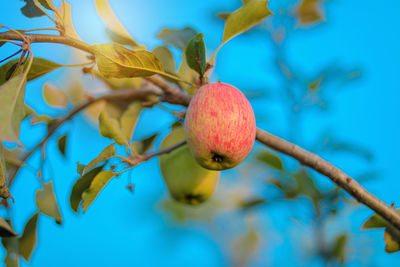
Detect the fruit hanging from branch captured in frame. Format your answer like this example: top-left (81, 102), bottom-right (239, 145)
top-left (184, 82), bottom-right (256, 170)
top-left (159, 126), bottom-right (220, 205)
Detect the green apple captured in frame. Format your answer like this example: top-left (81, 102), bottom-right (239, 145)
top-left (159, 126), bottom-right (219, 205)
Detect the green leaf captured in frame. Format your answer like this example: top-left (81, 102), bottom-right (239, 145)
top-left (57, 134), bottom-right (67, 157)
top-left (76, 162), bottom-right (86, 175)
top-left (92, 43), bottom-right (164, 79)
top-left (132, 133), bottom-right (158, 154)
top-left (256, 151), bottom-right (283, 171)
top-left (156, 27), bottom-right (197, 50)
top-left (0, 57), bottom-right (62, 86)
top-left (362, 213), bottom-right (390, 229)
top-left (35, 181), bottom-right (62, 224)
top-left (0, 73), bottom-right (26, 143)
top-left (212, 0), bottom-right (272, 60)
top-left (99, 110), bottom-right (127, 146)
top-left (55, 2), bottom-right (81, 40)
top-left (70, 164), bottom-right (105, 213)
top-left (177, 53), bottom-right (198, 94)
top-left (292, 169), bottom-right (322, 201)
top-left (20, 0), bottom-right (45, 18)
top-left (94, 0), bottom-right (141, 47)
top-left (2, 233), bottom-right (20, 267)
top-left (152, 46), bottom-right (176, 74)
top-left (0, 218), bottom-right (18, 237)
top-left (38, 0), bottom-right (56, 10)
top-left (18, 213), bottom-right (39, 262)
top-left (216, 12), bottom-right (231, 20)
top-left (43, 82), bottom-right (68, 107)
top-left (384, 225), bottom-right (400, 253)
top-left (185, 33), bottom-right (206, 77)
top-left (82, 143), bottom-right (116, 174)
top-left (232, 227), bottom-right (260, 267)
top-left (81, 170), bottom-right (116, 213)
top-left (222, 1), bottom-right (271, 44)
top-left (0, 143), bottom-right (13, 199)
top-left (330, 234), bottom-right (348, 264)
top-left (120, 103), bottom-right (142, 142)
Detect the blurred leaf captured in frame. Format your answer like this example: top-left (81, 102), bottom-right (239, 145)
top-left (2, 233), bottom-right (19, 267)
top-left (330, 234), bottom-right (348, 264)
top-left (30, 114), bottom-right (55, 125)
top-left (94, 0), bottom-right (142, 47)
top-left (70, 164), bottom-right (105, 213)
top-left (99, 110), bottom-right (127, 146)
top-left (91, 69), bottom-right (144, 90)
top-left (220, 1), bottom-right (272, 48)
top-left (156, 27), bottom-right (197, 50)
top-left (266, 178), bottom-right (297, 199)
top-left (0, 74), bottom-right (26, 142)
top-left (57, 134), bottom-right (67, 157)
top-left (292, 169), bottom-right (322, 201)
top-left (384, 225), bottom-right (400, 253)
top-left (216, 12), bottom-right (231, 20)
top-left (232, 227), bottom-right (260, 267)
top-left (185, 33), bottom-right (206, 77)
top-left (38, 0), bottom-right (56, 11)
top-left (35, 181), bottom-right (62, 224)
top-left (3, 147), bottom-right (24, 168)
top-left (238, 198), bottom-right (267, 210)
top-left (76, 162), bottom-right (86, 175)
top-left (362, 213), bottom-right (390, 229)
top-left (0, 58), bottom-right (61, 86)
top-left (295, 0), bottom-right (325, 25)
top-left (20, 0), bottom-right (45, 18)
top-left (18, 213), bottom-right (39, 262)
top-left (55, 2), bottom-right (81, 40)
top-left (328, 141), bottom-right (373, 162)
top-left (152, 46), bottom-right (176, 74)
top-left (120, 102), bottom-right (142, 142)
top-left (42, 82), bottom-right (68, 107)
top-left (178, 53), bottom-right (198, 94)
top-left (92, 43), bottom-right (164, 78)
top-left (0, 143), bottom-right (13, 199)
top-left (81, 170), bottom-right (116, 213)
top-left (133, 133), bottom-right (158, 154)
top-left (0, 218), bottom-right (18, 237)
top-left (256, 151), bottom-right (283, 171)
top-left (24, 105), bottom-right (34, 119)
top-left (66, 79), bottom-right (85, 104)
top-left (82, 143), bottom-right (116, 174)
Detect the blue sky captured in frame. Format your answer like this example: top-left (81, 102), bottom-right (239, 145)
top-left (1, 0), bottom-right (400, 266)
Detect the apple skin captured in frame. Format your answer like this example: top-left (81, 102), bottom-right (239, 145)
top-left (184, 82), bottom-right (256, 170)
top-left (159, 126), bottom-right (220, 205)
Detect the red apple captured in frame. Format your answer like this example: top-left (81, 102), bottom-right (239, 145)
top-left (184, 82), bottom-right (256, 170)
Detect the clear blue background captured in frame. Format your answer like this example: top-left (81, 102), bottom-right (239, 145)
top-left (1, 0), bottom-right (400, 266)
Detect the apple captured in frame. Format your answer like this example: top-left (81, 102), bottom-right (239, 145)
top-left (159, 126), bottom-right (220, 205)
top-left (184, 82), bottom-right (256, 170)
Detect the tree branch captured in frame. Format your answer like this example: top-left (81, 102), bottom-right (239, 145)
top-left (0, 31), bottom-right (93, 54)
top-left (147, 76), bottom-right (400, 230)
top-left (2, 31), bottom-right (399, 230)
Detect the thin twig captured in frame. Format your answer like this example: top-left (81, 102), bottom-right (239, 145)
top-left (9, 86), bottom-right (163, 186)
top-left (142, 140), bottom-right (186, 160)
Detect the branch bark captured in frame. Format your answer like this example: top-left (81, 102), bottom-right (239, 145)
top-left (2, 32), bottom-right (399, 230)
